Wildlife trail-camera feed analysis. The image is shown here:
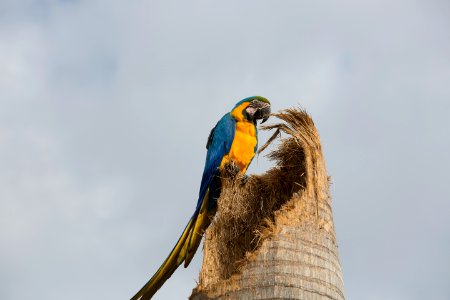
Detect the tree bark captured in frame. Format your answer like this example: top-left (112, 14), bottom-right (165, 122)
top-left (191, 108), bottom-right (345, 300)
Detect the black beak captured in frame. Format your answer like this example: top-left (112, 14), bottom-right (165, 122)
top-left (255, 104), bottom-right (271, 124)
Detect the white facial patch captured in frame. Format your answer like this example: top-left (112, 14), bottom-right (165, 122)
top-left (245, 106), bottom-right (257, 115)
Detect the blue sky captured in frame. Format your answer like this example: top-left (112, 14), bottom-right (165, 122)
top-left (1, 1), bottom-right (449, 299)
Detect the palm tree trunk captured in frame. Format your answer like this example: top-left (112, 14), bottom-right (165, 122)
top-left (191, 108), bottom-right (344, 300)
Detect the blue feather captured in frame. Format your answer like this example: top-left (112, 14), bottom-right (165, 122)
top-left (195, 112), bottom-right (236, 213)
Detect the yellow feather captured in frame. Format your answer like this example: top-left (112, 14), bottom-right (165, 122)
top-left (130, 221), bottom-right (192, 299)
top-left (185, 190), bottom-right (212, 267)
top-left (131, 189), bottom-right (211, 300)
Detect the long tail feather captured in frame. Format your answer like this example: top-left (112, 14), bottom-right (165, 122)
top-left (131, 191), bottom-right (211, 300)
top-left (184, 202), bottom-right (213, 267)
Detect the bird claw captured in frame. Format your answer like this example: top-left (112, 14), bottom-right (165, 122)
top-left (223, 162), bottom-right (240, 178)
top-left (240, 175), bottom-right (249, 186)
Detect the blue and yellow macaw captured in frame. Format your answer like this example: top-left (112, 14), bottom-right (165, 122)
top-left (131, 96), bottom-right (271, 300)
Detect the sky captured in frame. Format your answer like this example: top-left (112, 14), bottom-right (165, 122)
top-left (1, 0), bottom-right (449, 299)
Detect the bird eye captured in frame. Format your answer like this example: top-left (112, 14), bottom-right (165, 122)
top-left (249, 100), bottom-right (258, 107)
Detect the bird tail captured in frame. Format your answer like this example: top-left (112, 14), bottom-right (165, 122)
top-left (131, 190), bottom-right (213, 300)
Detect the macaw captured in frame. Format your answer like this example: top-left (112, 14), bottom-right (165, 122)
top-left (131, 96), bottom-right (271, 300)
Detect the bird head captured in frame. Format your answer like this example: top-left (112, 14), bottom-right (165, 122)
top-left (233, 96), bottom-right (271, 124)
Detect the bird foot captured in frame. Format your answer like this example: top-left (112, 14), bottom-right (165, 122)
top-left (240, 174), bottom-right (249, 186)
top-left (223, 162), bottom-right (240, 178)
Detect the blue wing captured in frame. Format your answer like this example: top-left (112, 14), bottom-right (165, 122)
top-left (195, 113), bottom-right (236, 213)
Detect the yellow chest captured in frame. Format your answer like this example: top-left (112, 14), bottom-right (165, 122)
top-left (220, 121), bottom-right (257, 173)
